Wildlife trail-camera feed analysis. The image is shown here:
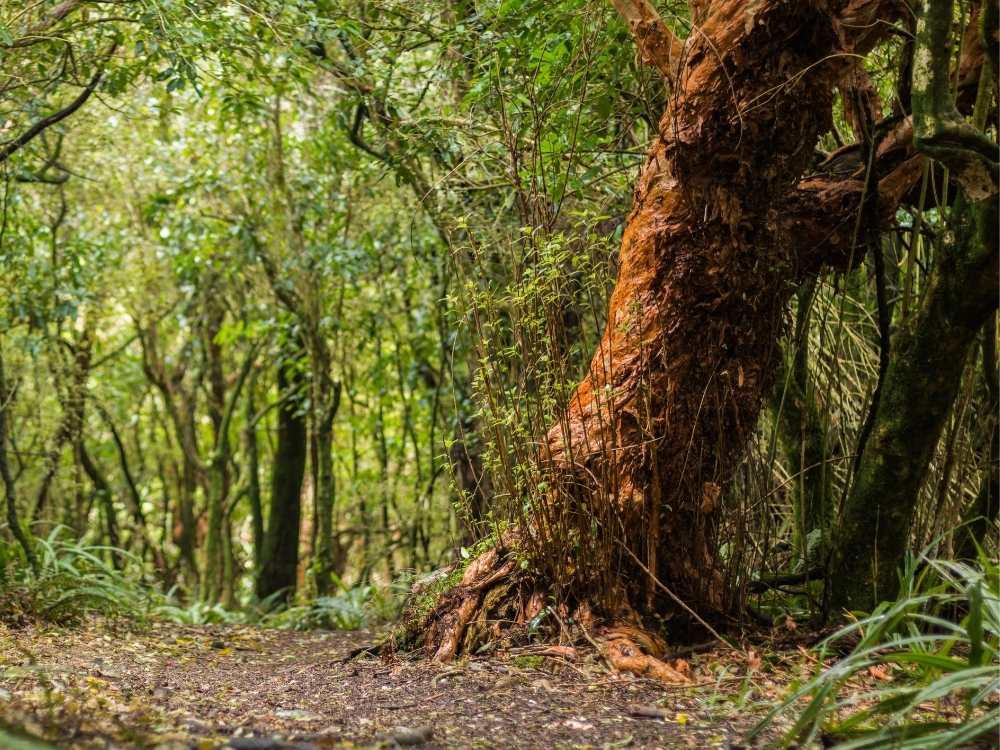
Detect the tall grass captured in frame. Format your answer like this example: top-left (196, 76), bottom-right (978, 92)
top-left (749, 549), bottom-right (999, 749)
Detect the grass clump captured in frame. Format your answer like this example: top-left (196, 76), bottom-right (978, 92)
top-left (750, 548), bottom-right (999, 749)
top-left (0, 527), bottom-right (398, 633)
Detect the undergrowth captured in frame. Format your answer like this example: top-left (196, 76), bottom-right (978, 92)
top-left (0, 528), bottom-right (399, 631)
top-left (0, 528), bottom-right (152, 625)
top-left (750, 547), bottom-right (999, 749)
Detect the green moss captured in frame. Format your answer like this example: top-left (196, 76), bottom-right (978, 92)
top-left (512, 655), bottom-right (544, 669)
top-left (409, 566), bottom-right (465, 621)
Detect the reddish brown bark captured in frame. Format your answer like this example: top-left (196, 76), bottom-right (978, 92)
top-left (416, 0), bottom-right (917, 659)
top-left (540, 0), bottom-right (907, 613)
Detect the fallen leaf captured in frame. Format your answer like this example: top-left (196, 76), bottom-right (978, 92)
top-left (868, 665), bottom-right (891, 681)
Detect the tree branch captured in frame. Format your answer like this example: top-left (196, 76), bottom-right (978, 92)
top-left (912, 0), bottom-right (998, 200)
top-left (0, 39), bottom-right (118, 165)
top-left (609, 0), bottom-right (684, 83)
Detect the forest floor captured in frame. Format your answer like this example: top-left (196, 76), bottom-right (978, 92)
top-left (0, 618), bottom-right (803, 749)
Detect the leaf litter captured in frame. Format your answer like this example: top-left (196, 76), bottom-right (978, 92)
top-left (0, 617), bottom-right (825, 749)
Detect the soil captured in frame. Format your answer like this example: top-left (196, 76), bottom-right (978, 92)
top-left (0, 619), bottom-right (779, 749)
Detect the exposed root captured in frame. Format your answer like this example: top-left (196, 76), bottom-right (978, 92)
top-left (421, 546), bottom-right (519, 661)
top-left (406, 545), bottom-right (697, 687)
top-left (600, 626), bottom-right (691, 685)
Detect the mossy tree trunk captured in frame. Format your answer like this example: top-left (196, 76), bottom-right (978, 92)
top-left (309, 334), bottom-right (342, 597)
top-left (828, 0), bottom-right (998, 611)
top-left (828, 200), bottom-right (997, 609)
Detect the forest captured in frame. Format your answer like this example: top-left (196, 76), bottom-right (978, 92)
top-left (0, 0), bottom-right (997, 748)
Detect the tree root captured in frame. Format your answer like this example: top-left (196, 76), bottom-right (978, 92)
top-left (401, 546), bottom-right (695, 685)
top-left (600, 626), bottom-right (691, 684)
top-left (420, 546), bottom-right (519, 661)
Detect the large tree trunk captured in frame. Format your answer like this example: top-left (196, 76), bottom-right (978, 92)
top-left (258, 356), bottom-right (308, 602)
top-left (537, 0), bottom-right (903, 613)
top-left (418, 0), bottom-right (914, 659)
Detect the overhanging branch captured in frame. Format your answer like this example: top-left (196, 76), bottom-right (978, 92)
top-left (0, 39), bottom-right (118, 165)
top-left (609, 0), bottom-right (684, 83)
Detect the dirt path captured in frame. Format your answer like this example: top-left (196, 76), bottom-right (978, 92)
top-left (0, 620), bottom-right (771, 749)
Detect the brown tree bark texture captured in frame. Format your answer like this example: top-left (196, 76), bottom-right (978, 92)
top-left (419, 0), bottom-right (920, 661)
top-left (541, 0), bottom-right (906, 611)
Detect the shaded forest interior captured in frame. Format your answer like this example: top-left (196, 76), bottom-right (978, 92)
top-left (0, 0), bottom-right (998, 747)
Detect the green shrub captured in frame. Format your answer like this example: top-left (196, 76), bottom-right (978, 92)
top-left (152, 595), bottom-right (248, 625)
top-left (259, 585), bottom-right (376, 630)
top-left (0, 528), bottom-right (151, 625)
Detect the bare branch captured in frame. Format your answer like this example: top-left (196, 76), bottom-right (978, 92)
top-left (0, 39), bottom-right (118, 165)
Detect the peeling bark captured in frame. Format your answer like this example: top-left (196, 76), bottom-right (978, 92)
top-left (540, 0), bottom-right (907, 613)
top-left (418, 0), bottom-right (916, 657)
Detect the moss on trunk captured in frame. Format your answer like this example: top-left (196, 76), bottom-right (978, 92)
top-left (830, 198), bottom-right (998, 610)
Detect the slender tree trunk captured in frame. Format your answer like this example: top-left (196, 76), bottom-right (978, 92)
top-left (78, 441), bottom-right (122, 569)
top-left (97, 404), bottom-right (167, 572)
top-left (375, 362), bottom-right (396, 583)
top-left (773, 282), bottom-right (832, 560)
top-left (33, 329), bottom-right (92, 521)
top-left (309, 335), bottom-right (341, 596)
top-left (244, 375), bottom-right (264, 572)
top-left (222, 515), bottom-right (236, 608)
top-left (139, 325), bottom-right (202, 591)
top-left (312, 404), bottom-right (338, 593)
top-left (958, 318), bottom-right (999, 559)
top-left (201, 299), bottom-right (230, 603)
top-left (258, 355), bottom-right (308, 602)
top-left (177, 447), bottom-right (200, 588)
top-left (451, 410), bottom-right (491, 543)
top-left (0, 348), bottom-right (35, 570)
top-left (203, 457), bottom-right (228, 602)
